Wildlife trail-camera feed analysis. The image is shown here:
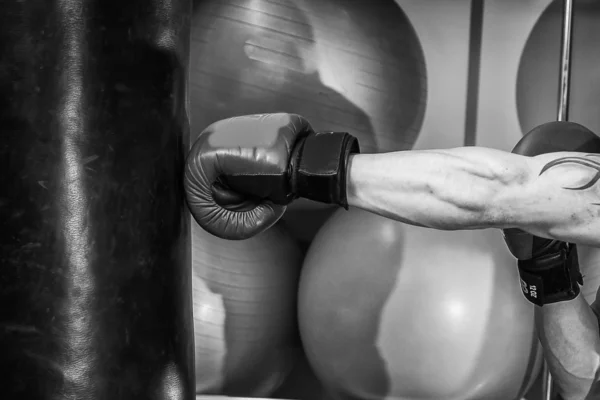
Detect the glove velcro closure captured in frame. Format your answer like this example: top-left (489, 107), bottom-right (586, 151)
top-left (291, 132), bottom-right (360, 208)
top-left (518, 243), bottom-right (583, 306)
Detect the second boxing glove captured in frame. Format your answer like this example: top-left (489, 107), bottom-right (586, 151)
top-left (184, 113), bottom-right (360, 240)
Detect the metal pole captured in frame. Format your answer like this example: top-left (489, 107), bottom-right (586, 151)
top-left (557, 0), bottom-right (574, 122)
top-left (543, 1), bottom-right (574, 400)
top-left (543, 365), bottom-right (554, 400)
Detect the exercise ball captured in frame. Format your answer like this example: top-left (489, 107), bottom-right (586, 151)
top-left (192, 221), bottom-right (303, 397)
top-left (190, 0), bottom-right (426, 153)
top-left (298, 208), bottom-right (543, 400)
top-left (189, 0), bottom-right (426, 244)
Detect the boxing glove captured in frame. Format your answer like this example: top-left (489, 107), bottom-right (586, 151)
top-left (503, 121), bottom-right (600, 306)
top-left (184, 113), bottom-right (360, 240)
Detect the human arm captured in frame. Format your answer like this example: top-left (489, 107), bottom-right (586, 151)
top-left (185, 113), bottom-right (600, 243)
top-left (537, 294), bottom-right (600, 400)
top-left (346, 147), bottom-right (600, 246)
top-left (184, 113), bottom-right (600, 243)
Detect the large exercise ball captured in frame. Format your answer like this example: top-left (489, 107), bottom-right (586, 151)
top-left (190, 0), bottom-right (426, 153)
top-left (298, 208), bottom-right (543, 400)
top-left (192, 221), bottom-right (303, 397)
top-left (189, 0), bottom-right (427, 245)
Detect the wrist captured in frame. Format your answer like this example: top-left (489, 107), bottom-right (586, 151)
top-left (345, 153), bottom-right (362, 208)
top-left (291, 131), bottom-right (359, 207)
top-left (518, 243), bottom-right (583, 307)
top-left (345, 153), bottom-right (383, 210)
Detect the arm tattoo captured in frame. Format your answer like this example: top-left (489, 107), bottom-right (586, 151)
top-left (540, 154), bottom-right (600, 191)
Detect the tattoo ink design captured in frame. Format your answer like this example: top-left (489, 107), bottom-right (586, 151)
top-left (540, 154), bottom-right (600, 190)
top-left (540, 154), bottom-right (600, 206)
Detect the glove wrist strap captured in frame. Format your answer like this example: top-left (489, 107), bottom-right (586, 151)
top-left (291, 132), bottom-right (360, 208)
top-left (518, 243), bottom-right (583, 306)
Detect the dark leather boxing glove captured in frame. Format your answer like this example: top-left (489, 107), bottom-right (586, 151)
top-left (184, 113), bottom-right (360, 240)
top-left (503, 121), bottom-right (600, 306)
top-left (503, 228), bottom-right (581, 306)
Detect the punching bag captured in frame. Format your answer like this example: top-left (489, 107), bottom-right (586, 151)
top-left (0, 1), bottom-right (194, 399)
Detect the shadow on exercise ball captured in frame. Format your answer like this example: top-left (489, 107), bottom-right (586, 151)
top-left (192, 220), bottom-right (304, 397)
top-left (189, 0), bottom-right (376, 149)
top-left (297, 0), bottom-right (427, 151)
top-left (516, 0), bottom-right (600, 134)
top-left (188, 0), bottom-right (426, 248)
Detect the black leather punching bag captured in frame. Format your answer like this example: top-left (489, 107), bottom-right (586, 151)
top-left (0, 1), bottom-right (194, 399)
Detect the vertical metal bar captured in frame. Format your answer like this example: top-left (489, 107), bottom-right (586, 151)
top-left (557, 0), bottom-right (574, 122)
top-left (464, 0), bottom-right (484, 146)
top-left (543, 364), bottom-right (553, 400)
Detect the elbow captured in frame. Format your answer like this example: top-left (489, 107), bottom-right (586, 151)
top-left (554, 356), bottom-right (600, 400)
top-left (593, 359), bottom-right (600, 397)
top-left (587, 358), bottom-right (600, 400)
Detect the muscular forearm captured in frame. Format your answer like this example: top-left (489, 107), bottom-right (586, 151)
top-left (345, 148), bottom-right (600, 246)
top-left (536, 294), bottom-right (600, 400)
top-left (345, 149), bottom-right (520, 230)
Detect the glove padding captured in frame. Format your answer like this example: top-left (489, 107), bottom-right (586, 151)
top-left (184, 113), bottom-right (359, 240)
top-left (503, 121), bottom-right (600, 305)
top-left (504, 228), bottom-right (581, 305)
